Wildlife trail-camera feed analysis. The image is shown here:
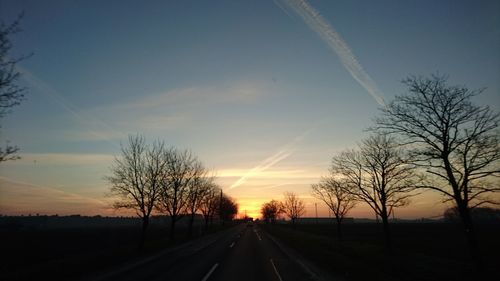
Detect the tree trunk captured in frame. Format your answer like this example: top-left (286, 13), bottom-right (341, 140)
top-left (140, 216), bottom-right (149, 249)
top-left (170, 215), bottom-right (177, 241)
top-left (456, 201), bottom-right (482, 269)
top-left (204, 214), bottom-right (209, 231)
top-left (445, 157), bottom-right (482, 268)
top-left (381, 211), bottom-right (392, 251)
top-left (188, 212), bottom-right (195, 238)
top-left (336, 217), bottom-right (343, 242)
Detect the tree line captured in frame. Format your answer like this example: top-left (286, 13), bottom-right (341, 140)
top-left (308, 74), bottom-right (499, 267)
top-left (261, 192), bottom-right (306, 225)
top-left (106, 135), bottom-right (238, 246)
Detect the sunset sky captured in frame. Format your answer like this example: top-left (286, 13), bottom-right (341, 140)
top-left (1, 0), bottom-right (499, 219)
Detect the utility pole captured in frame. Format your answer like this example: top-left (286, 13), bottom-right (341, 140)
top-left (219, 189), bottom-right (223, 225)
top-left (315, 203), bottom-right (318, 224)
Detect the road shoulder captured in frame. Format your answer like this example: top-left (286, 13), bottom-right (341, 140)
top-left (261, 225), bottom-right (344, 281)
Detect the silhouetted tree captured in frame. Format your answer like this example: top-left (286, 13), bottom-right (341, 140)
top-left (444, 206), bottom-right (500, 223)
top-left (312, 177), bottom-right (357, 241)
top-left (0, 14), bottom-right (31, 162)
top-left (106, 135), bottom-right (166, 247)
top-left (199, 183), bottom-right (220, 229)
top-left (443, 206), bottom-right (460, 222)
top-left (332, 134), bottom-right (416, 250)
top-left (261, 200), bottom-right (284, 224)
top-left (282, 192), bottom-right (306, 225)
top-left (186, 166), bottom-right (213, 237)
top-left (217, 194), bottom-right (238, 222)
top-left (156, 149), bottom-right (198, 241)
top-left (373, 74), bottom-right (500, 260)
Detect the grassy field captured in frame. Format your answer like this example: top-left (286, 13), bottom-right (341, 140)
top-left (261, 222), bottom-right (500, 281)
top-left (0, 222), bottom-right (234, 281)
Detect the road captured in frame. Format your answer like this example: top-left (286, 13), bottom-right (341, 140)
top-left (92, 223), bottom-right (315, 281)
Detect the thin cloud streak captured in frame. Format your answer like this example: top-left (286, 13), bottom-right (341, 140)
top-left (81, 81), bottom-right (270, 135)
top-left (18, 66), bottom-right (125, 147)
top-left (277, 0), bottom-right (386, 106)
top-left (5, 153), bottom-right (114, 166)
top-left (0, 176), bottom-right (111, 216)
top-left (228, 129), bottom-right (311, 190)
top-left (111, 81), bottom-right (268, 110)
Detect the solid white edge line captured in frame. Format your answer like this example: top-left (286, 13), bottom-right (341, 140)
top-left (270, 259), bottom-right (283, 281)
top-left (201, 263), bottom-right (219, 281)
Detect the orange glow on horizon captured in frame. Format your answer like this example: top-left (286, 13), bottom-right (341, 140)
top-left (236, 199), bottom-right (264, 219)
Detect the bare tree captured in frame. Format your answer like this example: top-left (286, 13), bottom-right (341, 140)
top-left (156, 148), bottom-right (198, 241)
top-left (0, 14), bottom-right (31, 162)
top-left (186, 164), bottom-right (213, 237)
top-left (261, 200), bottom-right (284, 224)
top-left (217, 193), bottom-right (238, 222)
top-left (332, 134), bottom-right (416, 249)
top-left (282, 192), bottom-right (306, 225)
top-left (312, 176), bottom-right (357, 240)
top-left (106, 135), bottom-right (166, 247)
top-left (199, 183), bottom-right (220, 230)
top-left (373, 74), bottom-right (500, 260)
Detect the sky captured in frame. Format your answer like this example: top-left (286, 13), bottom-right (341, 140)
top-left (1, 0), bottom-right (499, 219)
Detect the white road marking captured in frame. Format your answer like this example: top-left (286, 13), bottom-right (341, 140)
top-left (270, 259), bottom-right (283, 281)
top-left (254, 229), bottom-right (262, 241)
top-left (229, 242), bottom-right (235, 248)
top-left (201, 263), bottom-right (218, 281)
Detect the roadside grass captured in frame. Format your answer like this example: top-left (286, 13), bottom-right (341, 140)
top-left (0, 223), bottom-right (235, 281)
top-left (262, 223), bottom-right (499, 281)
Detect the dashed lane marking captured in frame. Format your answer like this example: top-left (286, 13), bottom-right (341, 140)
top-left (270, 259), bottom-right (283, 281)
top-left (254, 229), bottom-right (262, 241)
top-left (201, 263), bottom-right (218, 281)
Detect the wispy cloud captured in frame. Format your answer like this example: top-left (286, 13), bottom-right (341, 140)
top-left (4, 153), bottom-right (115, 166)
top-left (0, 177), bottom-right (112, 216)
top-left (113, 81), bottom-right (268, 110)
top-left (228, 130), bottom-right (311, 190)
top-left (218, 168), bottom-right (318, 180)
top-left (62, 130), bottom-right (127, 142)
top-left (79, 81), bottom-right (272, 137)
top-left (18, 66), bottom-right (125, 146)
top-left (276, 0), bottom-right (386, 106)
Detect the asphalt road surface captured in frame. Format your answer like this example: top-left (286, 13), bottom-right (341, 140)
top-left (94, 223), bottom-right (314, 281)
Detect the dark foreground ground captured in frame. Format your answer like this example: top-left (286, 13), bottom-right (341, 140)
top-left (2, 220), bottom-right (499, 281)
top-left (1, 222), bottom-right (313, 281)
top-left (0, 221), bottom-right (236, 281)
top-left (90, 223), bottom-right (313, 281)
top-left (262, 222), bottom-right (500, 281)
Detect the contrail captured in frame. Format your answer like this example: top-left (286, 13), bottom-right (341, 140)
top-left (17, 66), bottom-right (124, 148)
top-left (228, 129), bottom-right (310, 190)
top-left (276, 0), bottom-right (386, 107)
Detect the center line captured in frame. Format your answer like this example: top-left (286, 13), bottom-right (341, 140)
top-left (201, 263), bottom-right (218, 281)
top-left (270, 259), bottom-right (283, 281)
top-left (254, 229), bottom-right (262, 241)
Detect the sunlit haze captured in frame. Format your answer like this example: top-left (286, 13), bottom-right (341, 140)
top-left (1, 0), bottom-right (499, 219)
